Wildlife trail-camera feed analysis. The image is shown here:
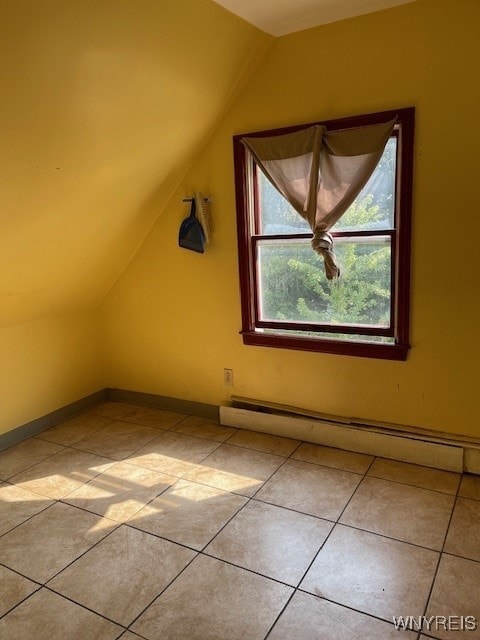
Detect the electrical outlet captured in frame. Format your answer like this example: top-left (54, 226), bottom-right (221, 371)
top-left (224, 368), bottom-right (234, 386)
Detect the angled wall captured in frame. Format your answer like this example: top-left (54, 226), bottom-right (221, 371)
top-left (101, 0), bottom-right (480, 437)
top-left (0, 0), bottom-right (271, 434)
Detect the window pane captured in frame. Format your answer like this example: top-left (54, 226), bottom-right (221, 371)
top-left (258, 137), bottom-right (396, 235)
top-left (258, 171), bottom-right (310, 235)
top-left (333, 137), bottom-right (397, 231)
top-left (257, 237), bottom-right (391, 328)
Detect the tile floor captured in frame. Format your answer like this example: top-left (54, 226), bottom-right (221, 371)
top-left (0, 401), bottom-right (479, 640)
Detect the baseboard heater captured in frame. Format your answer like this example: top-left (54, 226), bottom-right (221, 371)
top-left (220, 396), bottom-right (480, 474)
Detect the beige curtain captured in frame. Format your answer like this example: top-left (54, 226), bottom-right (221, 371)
top-left (242, 119), bottom-right (396, 279)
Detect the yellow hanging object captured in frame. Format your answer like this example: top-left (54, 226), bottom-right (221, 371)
top-left (194, 192), bottom-right (212, 244)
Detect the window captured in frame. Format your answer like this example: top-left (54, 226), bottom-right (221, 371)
top-left (233, 108), bottom-right (414, 360)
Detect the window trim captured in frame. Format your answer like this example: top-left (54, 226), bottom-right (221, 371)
top-left (233, 107), bottom-right (414, 360)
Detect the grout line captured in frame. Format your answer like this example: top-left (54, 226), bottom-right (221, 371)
top-left (295, 589), bottom-right (422, 632)
top-left (1, 411), bottom-right (476, 639)
top-left (124, 550), bottom-right (200, 631)
top-left (33, 414), bottom-right (116, 446)
top-left (364, 472), bottom-right (460, 497)
top-left (0, 497), bottom-right (56, 541)
top-left (0, 561), bottom-right (44, 588)
top-left (42, 584), bottom-right (128, 631)
top-left (2, 445), bottom-right (69, 483)
top-left (40, 517), bottom-right (123, 585)
top-left (250, 495), bottom-right (336, 523)
top-left (198, 551), bottom-right (295, 589)
top-left (416, 472), bottom-right (463, 638)
top-left (0, 580), bottom-right (43, 621)
top-left (330, 522), bottom-right (445, 555)
top-left (263, 454), bottom-right (378, 639)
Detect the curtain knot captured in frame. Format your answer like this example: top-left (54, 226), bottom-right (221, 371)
top-left (311, 230), bottom-right (340, 280)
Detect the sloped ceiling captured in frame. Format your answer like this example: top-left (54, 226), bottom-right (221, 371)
top-left (0, 0), bottom-right (271, 327)
top-left (212, 0), bottom-right (417, 35)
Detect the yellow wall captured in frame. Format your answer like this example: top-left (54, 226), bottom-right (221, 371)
top-left (102, 0), bottom-right (480, 438)
top-left (0, 312), bottom-right (102, 435)
top-left (0, 0), bottom-right (270, 435)
top-left (0, 0), bottom-right (270, 326)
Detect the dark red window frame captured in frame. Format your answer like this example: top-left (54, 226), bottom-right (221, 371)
top-left (233, 107), bottom-right (414, 360)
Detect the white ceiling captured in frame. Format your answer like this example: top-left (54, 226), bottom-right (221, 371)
top-left (213, 0), bottom-right (417, 36)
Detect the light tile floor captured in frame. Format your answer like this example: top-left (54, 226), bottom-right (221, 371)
top-left (0, 401), bottom-right (479, 640)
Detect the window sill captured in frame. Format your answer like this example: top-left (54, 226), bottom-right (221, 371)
top-left (241, 331), bottom-right (410, 360)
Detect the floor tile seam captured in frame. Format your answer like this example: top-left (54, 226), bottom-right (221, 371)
top-left (286, 503), bottom-right (345, 604)
top-left (364, 472), bottom-right (461, 497)
top-left (2, 443), bottom-right (69, 482)
top-left (0, 560), bottom-right (44, 588)
top-left (162, 430), bottom-right (240, 445)
top-left (56, 458), bottom-right (182, 504)
top-left (33, 417), bottom-right (116, 446)
top-left (123, 520), bottom-right (211, 554)
top-left (174, 432), bottom-right (241, 444)
top-left (25, 424), bottom-right (462, 497)
top-left (452, 494), bottom-right (480, 507)
top-left (272, 455), bottom-right (380, 632)
top-left (0, 582), bottom-right (43, 622)
top-left (290, 447), bottom-right (374, 476)
top-left (121, 431), bottom-right (226, 471)
top-left (201, 439), bottom-right (291, 463)
top-left (221, 424), bottom-right (268, 448)
top-left (32, 440), bottom-right (114, 459)
top-left (124, 548), bottom-right (201, 631)
top-left (166, 472), bottom-right (258, 498)
top-left (0, 500), bottom-right (56, 540)
top-left (162, 451), bottom-right (291, 502)
top-left (164, 413), bottom-right (192, 429)
top-left (249, 452), bottom-right (298, 501)
top-left (250, 495), bottom-right (337, 524)
top-left (263, 588), bottom-right (296, 639)
top-left (197, 550), bottom-right (297, 589)
top-left (286, 439), bottom-right (304, 459)
top-left (420, 476), bottom-right (464, 622)
top-left (121, 484), bottom-right (330, 563)
top-left (295, 588), bottom-right (423, 631)
top-left (264, 527), bottom-right (418, 640)
top-left (196, 451), bottom-right (365, 564)
top-left (57, 485), bottom-right (166, 523)
top-left (334, 521), bottom-right (447, 554)
top-left (121, 627), bottom-right (149, 640)
top-left (112, 418), bottom-right (180, 431)
top-left (457, 491), bottom-right (480, 503)
top-left (42, 583), bottom-right (129, 630)
top-left (4, 480), bottom-right (457, 561)
top-left (69, 432), bottom-right (164, 460)
top-left (87, 408), bottom-right (138, 421)
top-left (210, 440), bottom-right (296, 458)
top-left (262, 454), bottom-right (366, 479)
top-left (5, 452), bottom-right (121, 502)
top-left (163, 413), bottom-right (240, 440)
top-left (332, 456), bottom-right (376, 523)
top-left (73, 512), bottom-right (315, 594)
top-left (220, 430), bottom-right (302, 458)
top-left (57, 474), bottom-right (176, 522)
top-left (125, 469), bottom-right (251, 517)
top-left (195, 488), bottom-right (255, 554)
top-left (440, 550), bottom-right (480, 565)
top-left (31, 517), bottom-right (124, 585)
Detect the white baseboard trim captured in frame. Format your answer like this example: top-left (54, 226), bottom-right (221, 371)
top-left (219, 406), bottom-right (475, 473)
